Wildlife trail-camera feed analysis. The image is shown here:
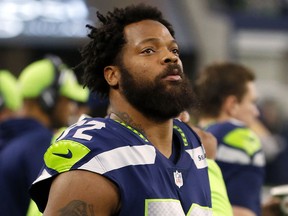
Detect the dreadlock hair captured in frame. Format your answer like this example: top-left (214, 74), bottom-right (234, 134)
top-left (80, 4), bottom-right (175, 98)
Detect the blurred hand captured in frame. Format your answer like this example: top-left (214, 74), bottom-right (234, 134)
top-left (262, 197), bottom-right (281, 216)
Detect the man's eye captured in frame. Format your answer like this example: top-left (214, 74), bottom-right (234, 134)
top-left (172, 49), bottom-right (180, 55)
top-left (142, 48), bottom-right (155, 54)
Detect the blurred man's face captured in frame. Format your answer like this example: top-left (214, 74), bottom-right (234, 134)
top-left (233, 81), bottom-right (260, 126)
top-left (52, 96), bottom-right (77, 128)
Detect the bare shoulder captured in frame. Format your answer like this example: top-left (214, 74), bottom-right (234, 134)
top-left (43, 170), bottom-right (120, 216)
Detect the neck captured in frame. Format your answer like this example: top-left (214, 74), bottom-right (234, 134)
top-left (109, 111), bottom-right (146, 135)
top-left (198, 114), bottom-right (231, 128)
top-left (109, 96), bottom-right (174, 158)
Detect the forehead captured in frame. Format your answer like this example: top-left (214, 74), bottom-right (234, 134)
top-left (123, 19), bottom-right (174, 45)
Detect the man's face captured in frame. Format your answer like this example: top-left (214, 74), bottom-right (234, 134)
top-left (233, 81), bottom-right (260, 126)
top-left (52, 96), bottom-right (77, 128)
top-left (117, 20), bottom-right (196, 122)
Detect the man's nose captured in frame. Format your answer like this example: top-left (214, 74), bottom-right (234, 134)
top-left (161, 51), bottom-right (178, 64)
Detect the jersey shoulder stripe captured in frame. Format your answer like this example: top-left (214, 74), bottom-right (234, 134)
top-left (42, 118), bottom-right (207, 176)
top-left (206, 120), bottom-right (261, 155)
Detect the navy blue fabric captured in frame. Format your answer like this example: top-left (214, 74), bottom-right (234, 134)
top-left (0, 118), bottom-right (53, 216)
top-left (30, 118), bottom-right (212, 215)
top-left (205, 121), bottom-right (265, 216)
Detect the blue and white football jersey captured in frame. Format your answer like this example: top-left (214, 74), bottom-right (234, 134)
top-left (205, 119), bottom-right (265, 216)
top-left (30, 117), bottom-right (212, 215)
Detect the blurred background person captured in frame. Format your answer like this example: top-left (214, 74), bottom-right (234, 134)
top-left (193, 62), bottom-right (266, 216)
top-left (0, 55), bottom-right (88, 216)
top-left (256, 98), bottom-right (288, 186)
top-left (0, 69), bottom-right (22, 150)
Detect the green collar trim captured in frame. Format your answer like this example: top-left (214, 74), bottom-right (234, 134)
top-left (113, 119), bottom-right (149, 142)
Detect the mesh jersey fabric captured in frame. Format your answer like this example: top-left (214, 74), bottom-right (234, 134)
top-left (205, 119), bottom-right (265, 216)
top-left (30, 118), bottom-right (213, 215)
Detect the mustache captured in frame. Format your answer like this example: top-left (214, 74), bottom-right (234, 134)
top-left (160, 64), bottom-right (183, 78)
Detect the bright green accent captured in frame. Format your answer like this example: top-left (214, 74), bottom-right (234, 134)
top-left (186, 203), bottom-right (212, 215)
top-left (114, 119), bottom-right (148, 142)
top-left (113, 120), bottom-right (189, 146)
top-left (207, 159), bottom-right (233, 216)
top-left (145, 199), bottom-right (212, 216)
top-left (144, 199), bottom-right (181, 216)
top-left (0, 70), bottom-right (22, 111)
top-left (18, 59), bottom-right (88, 102)
top-left (18, 59), bottom-right (55, 98)
top-left (44, 140), bottom-right (90, 172)
top-left (26, 199), bottom-right (42, 216)
top-left (224, 128), bottom-right (261, 156)
top-left (173, 125), bottom-right (188, 146)
top-left (59, 68), bottom-right (89, 103)
top-left (51, 127), bottom-right (67, 144)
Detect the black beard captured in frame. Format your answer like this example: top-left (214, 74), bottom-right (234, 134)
top-left (119, 64), bottom-right (197, 122)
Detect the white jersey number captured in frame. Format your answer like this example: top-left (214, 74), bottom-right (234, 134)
top-left (57, 120), bottom-right (106, 141)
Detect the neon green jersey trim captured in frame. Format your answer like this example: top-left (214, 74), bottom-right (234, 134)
top-left (113, 119), bottom-right (148, 142)
top-left (207, 159), bottom-right (233, 216)
top-left (113, 120), bottom-right (189, 147)
top-left (26, 199), bottom-right (42, 216)
top-left (187, 203), bottom-right (212, 216)
top-left (44, 140), bottom-right (90, 173)
top-left (173, 125), bottom-right (189, 146)
top-left (144, 199), bottom-right (212, 216)
top-left (223, 128), bottom-right (261, 156)
top-left (51, 127), bottom-right (67, 144)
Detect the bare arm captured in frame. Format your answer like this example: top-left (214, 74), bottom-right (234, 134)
top-left (233, 206), bottom-right (256, 216)
top-left (234, 199), bottom-right (282, 216)
top-left (43, 170), bottom-right (120, 216)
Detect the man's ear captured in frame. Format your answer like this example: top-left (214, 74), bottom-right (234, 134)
top-left (223, 95), bottom-right (239, 116)
top-left (104, 66), bottom-right (120, 87)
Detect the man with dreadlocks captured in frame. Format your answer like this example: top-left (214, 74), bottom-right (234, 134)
top-left (30, 4), bottom-right (212, 215)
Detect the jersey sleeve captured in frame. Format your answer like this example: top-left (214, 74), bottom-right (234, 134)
top-left (211, 124), bottom-right (265, 215)
top-left (29, 118), bottom-right (115, 212)
top-left (207, 159), bottom-right (233, 216)
top-left (216, 126), bottom-right (265, 167)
